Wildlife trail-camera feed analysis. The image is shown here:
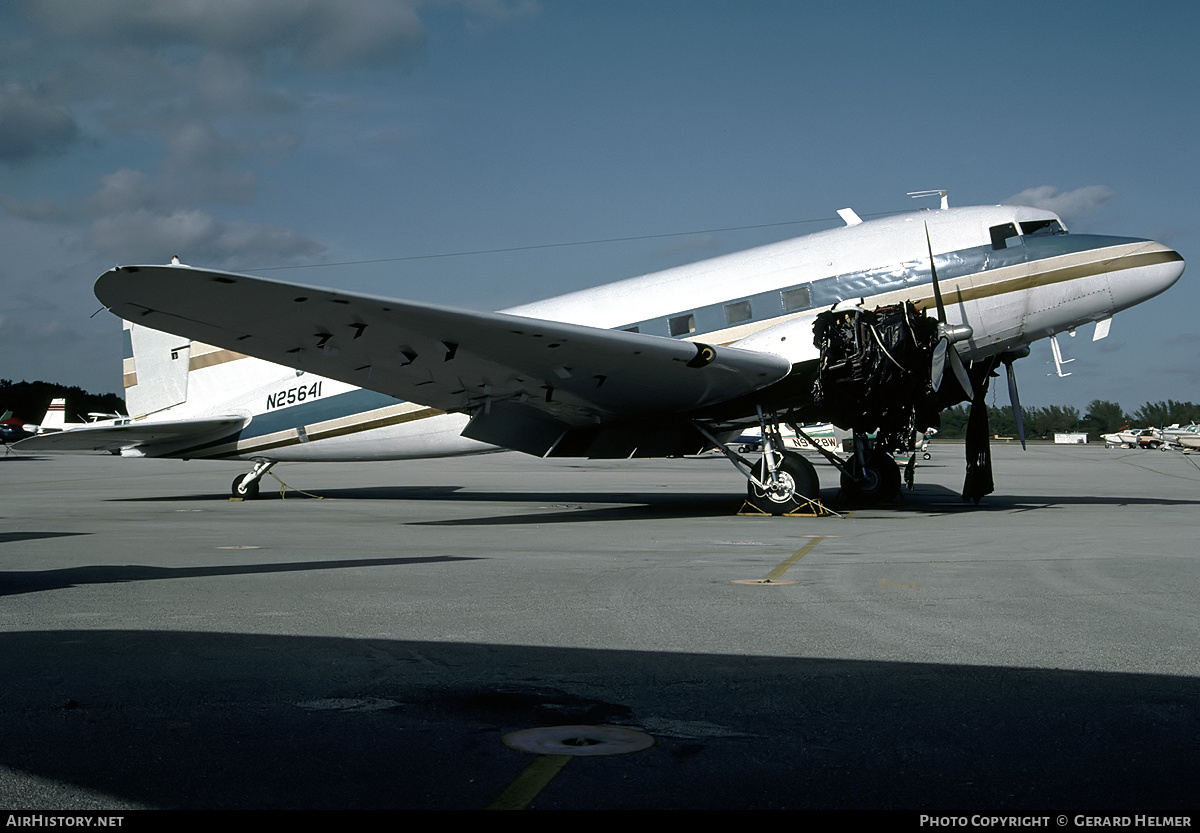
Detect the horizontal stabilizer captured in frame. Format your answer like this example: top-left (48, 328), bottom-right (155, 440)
top-left (16, 415), bottom-right (248, 453)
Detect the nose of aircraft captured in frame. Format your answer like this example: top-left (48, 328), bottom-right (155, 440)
top-left (1108, 241), bottom-right (1185, 311)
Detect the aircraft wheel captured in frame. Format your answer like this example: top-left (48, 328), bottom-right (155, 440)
top-left (922, 452), bottom-right (932, 461)
top-left (232, 474), bottom-right (260, 500)
top-left (840, 451), bottom-right (901, 504)
top-left (747, 453), bottom-right (819, 515)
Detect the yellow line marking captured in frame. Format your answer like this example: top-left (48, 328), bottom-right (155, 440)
top-left (765, 536), bottom-right (825, 580)
top-left (487, 754), bottom-right (572, 810)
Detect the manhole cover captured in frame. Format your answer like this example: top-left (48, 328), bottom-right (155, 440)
top-left (731, 578), bottom-right (800, 585)
top-left (502, 725), bottom-right (655, 757)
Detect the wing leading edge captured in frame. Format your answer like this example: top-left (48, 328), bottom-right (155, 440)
top-left (94, 265), bottom-right (792, 456)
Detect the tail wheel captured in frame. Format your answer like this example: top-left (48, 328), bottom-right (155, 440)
top-left (747, 452), bottom-right (820, 515)
top-left (840, 451), bottom-right (901, 504)
top-left (231, 474), bottom-right (260, 500)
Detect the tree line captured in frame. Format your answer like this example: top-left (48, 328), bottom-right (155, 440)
top-left (0, 380), bottom-right (125, 423)
top-left (4, 378), bottom-right (1197, 443)
top-left (936, 400), bottom-right (1200, 440)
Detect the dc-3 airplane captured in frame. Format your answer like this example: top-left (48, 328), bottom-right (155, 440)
top-left (18, 197), bottom-right (1184, 513)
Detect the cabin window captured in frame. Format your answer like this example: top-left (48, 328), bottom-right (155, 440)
top-left (724, 300), bottom-right (752, 325)
top-left (668, 313), bottom-right (696, 337)
top-left (989, 223), bottom-right (1021, 250)
top-left (1020, 218), bottom-right (1066, 237)
top-left (781, 285), bottom-right (811, 312)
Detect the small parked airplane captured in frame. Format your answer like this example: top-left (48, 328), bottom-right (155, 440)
top-left (0, 410), bottom-right (36, 447)
top-left (2, 398), bottom-right (74, 446)
top-left (35, 398), bottom-right (71, 432)
top-left (19, 197), bottom-right (1184, 512)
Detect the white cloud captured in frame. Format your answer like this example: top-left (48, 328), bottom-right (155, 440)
top-left (90, 168), bottom-right (158, 214)
top-left (87, 208), bottom-right (324, 266)
top-left (1002, 185), bottom-right (1114, 222)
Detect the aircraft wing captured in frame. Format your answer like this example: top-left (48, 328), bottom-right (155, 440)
top-left (95, 265), bottom-right (793, 455)
top-left (15, 416), bottom-right (248, 453)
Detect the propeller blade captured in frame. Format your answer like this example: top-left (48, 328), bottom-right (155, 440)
top-left (925, 223), bottom-right (947, 324)
top-left (931, 338), bottom-right (948, 392)
top-left (947, 344), bottom-right (974, 401)
top-left (1005, 359), bottom-right (1026, 450)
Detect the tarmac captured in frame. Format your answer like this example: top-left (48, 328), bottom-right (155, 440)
top-left (1, 442), bottom-right (1198, 811)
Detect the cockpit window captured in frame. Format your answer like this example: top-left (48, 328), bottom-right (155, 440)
top-left (1020, 218), bottom-right (1066, 237)
top-left (989, 223), bottom-right (1021, 250)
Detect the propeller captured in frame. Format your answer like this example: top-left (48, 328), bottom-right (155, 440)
top-left (925, 224), bottom-right (973, 399)
top-left (1002, 348), bottom-right (1030, 450)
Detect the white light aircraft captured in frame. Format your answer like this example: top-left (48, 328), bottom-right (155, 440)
top-left (19, 199), bottom-right (1184, 512)
top-left (36, 398), bottom-right (70, 432)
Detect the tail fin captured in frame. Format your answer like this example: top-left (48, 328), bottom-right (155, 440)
top-left (123, 321), bottom-right (192, 417)
top-left (39, 398), bottom-right (69, 431)
top-left (122, 320), bottom-right (283, 419)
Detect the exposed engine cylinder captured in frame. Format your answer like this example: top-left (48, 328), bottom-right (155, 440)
top-left (811, 301), bottom-right (945, 451)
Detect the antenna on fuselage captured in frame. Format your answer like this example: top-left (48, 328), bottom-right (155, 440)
top-left (908, 189), bottom-right (950, 210)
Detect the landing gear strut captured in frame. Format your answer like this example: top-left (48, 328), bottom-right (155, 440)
top-left (231, 459), bottom-right (275, 499)
top-left (693, 409), bottom-right (822, 516)
top-left (792, 424), bottom-right (902, 506)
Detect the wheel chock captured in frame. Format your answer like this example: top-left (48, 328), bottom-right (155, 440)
top-left (737, 499), bottom-right (835, 517)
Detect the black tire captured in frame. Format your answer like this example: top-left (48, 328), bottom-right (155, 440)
top-left (746, 452), bottom-right (820, 515)
top-left (840, 451), bottom-right (901, 504)
top-left (232, 474), bottom-right (260, 500)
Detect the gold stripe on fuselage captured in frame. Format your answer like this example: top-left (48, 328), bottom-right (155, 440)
top-left (189, 346), bottom-right (248, 371)
top-left (195, 401), bottom-right (446, 458)
top-left (706, 243), bottom-right (1178, 347)
top-left (906, 247), bottom-right (1180, 313)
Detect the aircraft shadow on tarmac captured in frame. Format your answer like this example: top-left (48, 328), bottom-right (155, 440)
top-left (0, 629), bottom-right (1195, 811)
top-left (0, 531), bottom-right (90, 545)
top-left (103, 481), bottom-right (1200, 524)
top-left (0, 555), bottom-right (478, 597)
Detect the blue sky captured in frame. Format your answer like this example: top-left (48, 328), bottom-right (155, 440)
top-left (2, 0), bottom-right (1197, 416)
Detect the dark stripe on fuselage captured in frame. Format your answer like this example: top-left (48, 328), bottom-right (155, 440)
top-left (907, 248), bottom-right (1181, 313)
top-left (171, 386), bottom-right (437, 458)
top-left (242, 387), bottom-right (403, 440)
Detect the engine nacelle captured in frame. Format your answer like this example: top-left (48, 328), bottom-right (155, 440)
top-left (729, 313), bottom-right (822, 365)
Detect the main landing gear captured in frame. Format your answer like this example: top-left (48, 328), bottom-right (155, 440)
top-left (747, 447), bottom-right (820, 515)
top-left (795, 424), bottom-right (902, 506)
top-left (231, 459), bottom-right (275, 499)
top-left (696, 408), bottom-right (822, 516)
top-left (701, 411), bottom-right (905, 516)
